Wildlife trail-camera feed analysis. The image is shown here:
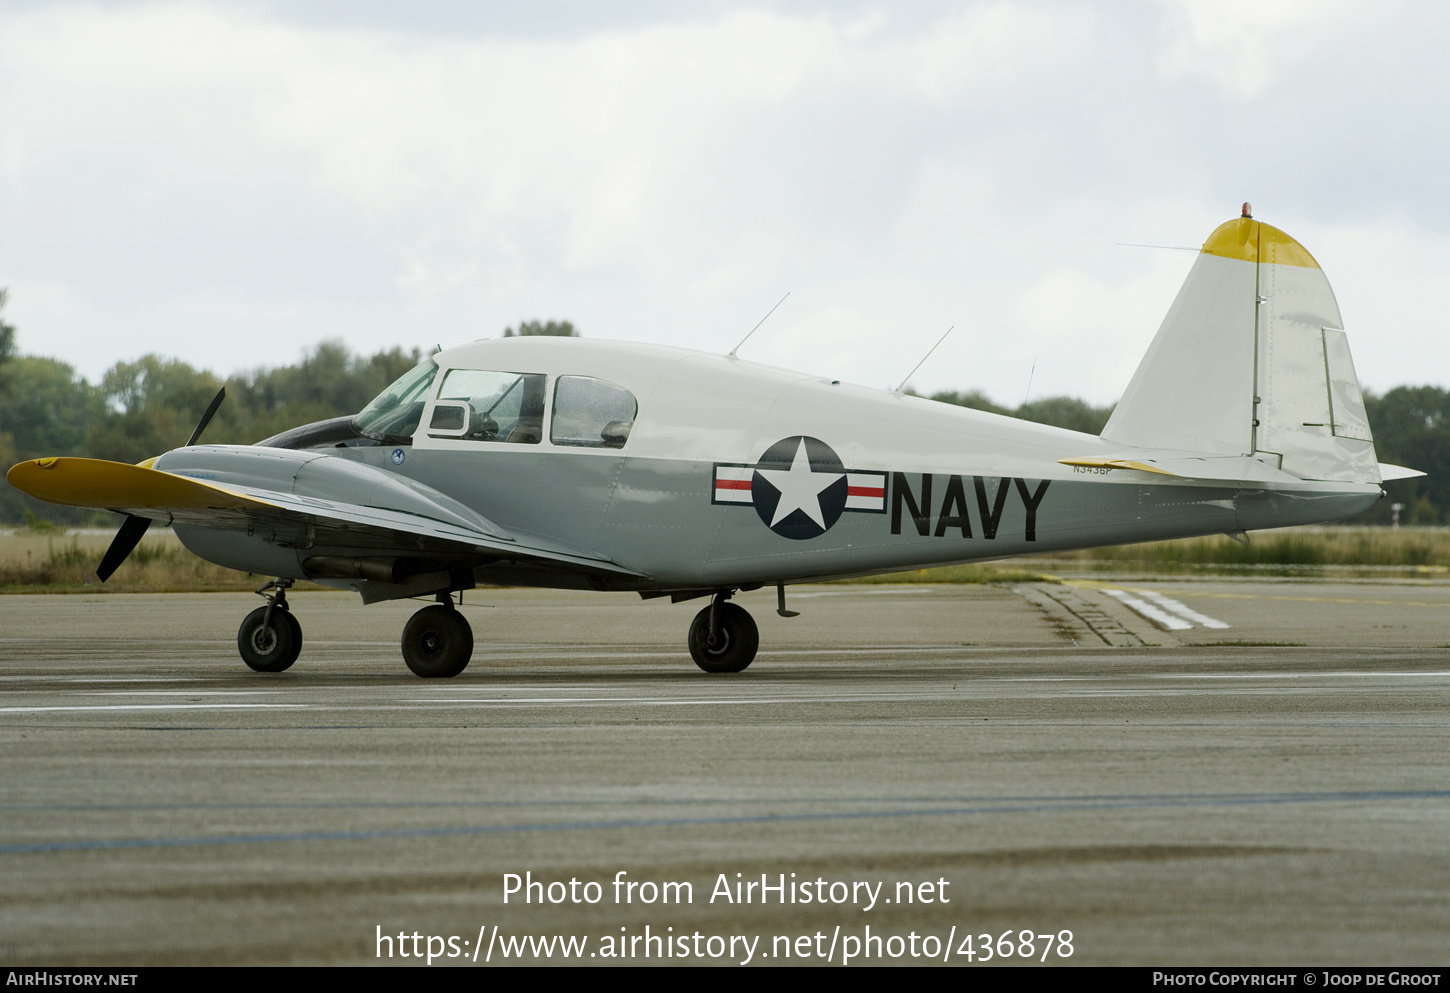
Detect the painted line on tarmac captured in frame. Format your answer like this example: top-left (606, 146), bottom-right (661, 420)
top-left (0, 703), bottom-right (309, 713)
top-left (1070, 580), bottom-right (1450, 609)
top-left (1153, 671), bottom-right (1450, 680)
top-left (5, 789), bottom-right (1449, 854)
top-left (3, 789), bottom-right (1438, 815)
top-left (82, 690), bottom-right (286, 696)
top-left (13, 672), bottom-right (1444, 714)
top-left (1102, 589), bottom-right (1193, 630)
top-left (398, 691), bottom-right (969, 706)
top-left (5, 788), bottom-right (1444, 811)
top-left (1100, 588), bottom-right (1231, 630)
top-left (1133, 590), bottom-right (1230, 628)
top-left (1201, 592), bottom-right (1450, 607)
top-left (0, 676), bottom-right (225, 683)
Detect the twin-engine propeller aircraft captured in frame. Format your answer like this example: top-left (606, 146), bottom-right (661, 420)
top-left (8, 209), bottom-right (1419, 677)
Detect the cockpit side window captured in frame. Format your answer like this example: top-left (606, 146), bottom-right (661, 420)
top-left (428, 370), bottom-right (547, 444)
top-left (550, 376), bottom-right (637, 449)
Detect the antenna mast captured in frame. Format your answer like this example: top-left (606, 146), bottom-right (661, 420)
top-left (893, 326), bottom-right (954, 396)
top-left (728, 293), bottom-right (790, 360)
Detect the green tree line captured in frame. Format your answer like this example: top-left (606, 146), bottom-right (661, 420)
top-left (0, 292), bottom-right (1445, 525)
top-left (921, 388), bottom-right (1442, 526)
top-left (0, 302), bottom-right (424, 522)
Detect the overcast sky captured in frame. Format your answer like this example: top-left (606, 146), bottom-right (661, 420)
top-left (2, 0), bottom-right (1447, 405)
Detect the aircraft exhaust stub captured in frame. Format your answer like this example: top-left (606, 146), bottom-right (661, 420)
top-left (303, 555), bottom-right (408, 584)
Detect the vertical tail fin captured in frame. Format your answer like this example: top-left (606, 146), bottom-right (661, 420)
top-left (1102, 214), bottom-right (1378, 482)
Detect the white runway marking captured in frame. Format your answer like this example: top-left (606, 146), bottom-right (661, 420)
top-left (84, 690), bottom-right (286, 696)
top-left (0, 703), bottom-right (309, 713)
top-left (1134, 589), bottom-right (1231, 629)
top-left (1102, 588), bottom-right (1230, 630)
top-left (1102, 589), bottom-right (1192, 630)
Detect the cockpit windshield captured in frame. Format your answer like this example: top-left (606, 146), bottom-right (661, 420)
top-left (352, 358), bottom-right (439, 443)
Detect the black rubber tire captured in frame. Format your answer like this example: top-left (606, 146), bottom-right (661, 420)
top-left (237, 605), bottom-right (302, 673)
top-left (402, 605), bottom-right (473, 678)
top-left (687, 602), bottom-right (759, 673)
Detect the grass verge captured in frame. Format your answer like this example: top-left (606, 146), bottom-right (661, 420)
top-left (5, 525), bottom-right (1449, 592)
top-left (0, 529), bottom-right (329, 593)
top-left (1021, 527), bottom-right (1450, 576)
top-left (834, 563), bottom-right (1057, 585)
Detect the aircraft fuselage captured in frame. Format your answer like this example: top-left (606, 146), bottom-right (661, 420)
top-left (160, 337), bottom-right (1380, 598)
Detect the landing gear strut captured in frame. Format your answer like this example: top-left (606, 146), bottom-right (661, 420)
top-left (238, 578), bottom-right (302, 672)
top-left (687, 593), bottom-right (759, 673)
top-left (402, 596), bottom-right (474, 678)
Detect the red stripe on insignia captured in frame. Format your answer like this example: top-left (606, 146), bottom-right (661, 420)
top-left (716, 479), bottom-right (753, 491)
top-left (847, 486), bottom-right (884, 497)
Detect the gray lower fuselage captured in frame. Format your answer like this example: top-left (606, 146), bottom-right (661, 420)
top-left (171, 442), bottom-right (1380, 598)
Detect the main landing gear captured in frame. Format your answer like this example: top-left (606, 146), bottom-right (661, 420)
top-left (235, 582), bottom-right (474, 678)
top-left (401, 596), bottom-right (474, 678)
top-left (687, 592), bottom-right (760, 673)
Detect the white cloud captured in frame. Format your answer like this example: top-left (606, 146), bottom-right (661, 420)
top-left (0, 0), bottom-right (1444, 411)
top-left (909, 2), bottom-right (1094, 101)
top-left (1154, 0), bottom-right (1361, 98)
top-left (1016, 250), bottom-right (1197, 397)
top-left (1293, 216), bottom-right (1450, 396)
top-left (749, 303), bottom-right (880, 379)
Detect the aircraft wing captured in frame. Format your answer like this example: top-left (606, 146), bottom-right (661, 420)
top-left (6, 455), bottom-right (649, 581)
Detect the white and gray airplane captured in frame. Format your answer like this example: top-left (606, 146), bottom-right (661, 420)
top-left (8, 209), bottom-right (1419, 677)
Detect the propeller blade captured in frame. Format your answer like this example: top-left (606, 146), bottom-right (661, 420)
top-left (96, 514), bottom-right (152, 582)
top-left (186, 387), bottom-right (226, 447)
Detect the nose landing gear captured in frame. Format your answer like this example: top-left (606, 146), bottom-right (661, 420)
top-left (237, 578), bottom-right (302, 673)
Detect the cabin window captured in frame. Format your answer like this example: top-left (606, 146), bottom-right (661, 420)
top-left (353, 358), bottom-right (439, 444)
top-left (429, 370), bottom-right (547, 444)
top-left (550, 376), bottom-right (637, 449)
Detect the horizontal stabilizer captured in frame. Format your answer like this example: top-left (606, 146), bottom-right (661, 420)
top-left (1379, 463), bottom-right (1426, 481)
top-left (1058, 450), bottom-right (1362, 484)
top-left (1057, 457), bottom-right (1179, 476)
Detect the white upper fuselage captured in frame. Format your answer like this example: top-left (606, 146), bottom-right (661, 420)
top-left (417, 335), bottom-right (1107, 478)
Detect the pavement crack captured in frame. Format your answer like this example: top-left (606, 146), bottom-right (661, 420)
top-left (1014, 584), bottom-right (1146, 647)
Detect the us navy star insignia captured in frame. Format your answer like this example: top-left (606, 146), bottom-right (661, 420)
top-left (756, 438), bottom-right (842, 528)
top-left (711, 436), bottom-right (887, 540)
